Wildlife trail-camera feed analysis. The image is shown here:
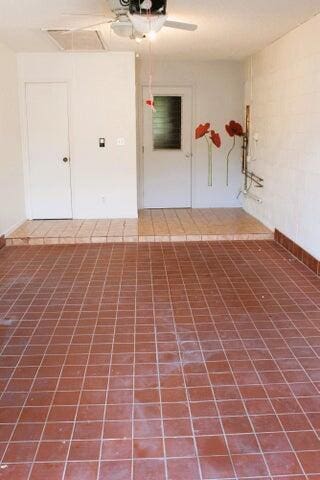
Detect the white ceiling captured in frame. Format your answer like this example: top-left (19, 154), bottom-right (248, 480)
top-left (1, 0), bottom-right (320, 60)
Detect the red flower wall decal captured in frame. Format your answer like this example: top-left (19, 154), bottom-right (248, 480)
top-left (195, 123), bottom-right (210, 140)
top-left (210, 130), bottom-right (221, 148)
top-left (225, 120), bottom-right (244, 186)
top-left (195, 123), bottom-right (221, 187)
top-left (225, 120), bottom-right (244, 137)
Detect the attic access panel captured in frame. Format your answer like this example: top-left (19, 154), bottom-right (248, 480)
top-left (129, 0), bottom-right (167, 15)
top-left (47, 30), bottom-right (105, 51)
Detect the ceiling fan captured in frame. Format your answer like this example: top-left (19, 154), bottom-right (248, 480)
top-left (60, 0), bottom-right (198, 40)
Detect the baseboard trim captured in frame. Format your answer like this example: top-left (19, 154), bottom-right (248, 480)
top-left (274, 229), bottom-right (319, 276)
top-left (3, 218), bottom-right (27, 237)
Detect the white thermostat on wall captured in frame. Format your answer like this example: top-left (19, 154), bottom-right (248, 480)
top-left (117, 138), bottom-right (125, 146)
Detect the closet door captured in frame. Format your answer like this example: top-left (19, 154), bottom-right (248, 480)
top-left (26, 83), bottom-right (72, 219)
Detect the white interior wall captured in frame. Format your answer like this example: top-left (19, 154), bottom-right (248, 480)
top-left (137, 60), bottom-right (245, 208)
top-left (244, 14), bottom-right (320, 260)
top-left (18, 52), bottom-right (138, 219)
top-left (0, 43), bottom-right (25, 235)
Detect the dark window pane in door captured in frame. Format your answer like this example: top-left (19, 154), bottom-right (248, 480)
top-left (153, 96), bottom-right (182, 150)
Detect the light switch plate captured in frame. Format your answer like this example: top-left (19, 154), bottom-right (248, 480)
top-left (117, 137), bottom-right (125, 146)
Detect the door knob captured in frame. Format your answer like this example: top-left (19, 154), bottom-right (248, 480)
top-left (62, 157), bottom-right (69, 163)
top-left (185, 153), bottom-right (192, 158)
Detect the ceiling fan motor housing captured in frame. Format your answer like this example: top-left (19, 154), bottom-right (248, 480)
top-left (129, 0), bottom-right (167, 15)
top-left (110, 0), bottom-right (130, 14)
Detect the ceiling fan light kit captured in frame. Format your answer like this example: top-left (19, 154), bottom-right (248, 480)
top-left (111, 20), bottom-right (134, 37)
top-left (128, 13), bottom-right (167, 34)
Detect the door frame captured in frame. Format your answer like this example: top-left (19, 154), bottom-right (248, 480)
top-left (139, 84), bottom-right (194, 209)
top-left (21, 81), bottom-right (74, 219)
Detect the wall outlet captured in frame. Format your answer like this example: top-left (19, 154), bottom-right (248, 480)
top-left (117, 137), bottom-right (125, 146)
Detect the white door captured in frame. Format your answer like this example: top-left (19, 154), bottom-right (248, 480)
top-left (143, 87), bottom-right (192, 208)
top-left (26, 83), bottom-right (72, 219)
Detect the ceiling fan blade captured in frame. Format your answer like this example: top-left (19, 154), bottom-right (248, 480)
top-left (164, 20), bottom-right (197, 31)
top-left (63, 20), bottom-right (113, 34)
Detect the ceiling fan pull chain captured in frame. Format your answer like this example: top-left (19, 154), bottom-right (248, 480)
top-left (146, 18), bottom-right (156, 112)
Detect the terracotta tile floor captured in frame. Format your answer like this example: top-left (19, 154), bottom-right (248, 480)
top-left (0, 240), bottom-right (319, 480)
top-left (6, 209), bottom-right (272, 246)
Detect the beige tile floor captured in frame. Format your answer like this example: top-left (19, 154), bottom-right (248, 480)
top-left (6, 208), bottom-right (273, 245)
